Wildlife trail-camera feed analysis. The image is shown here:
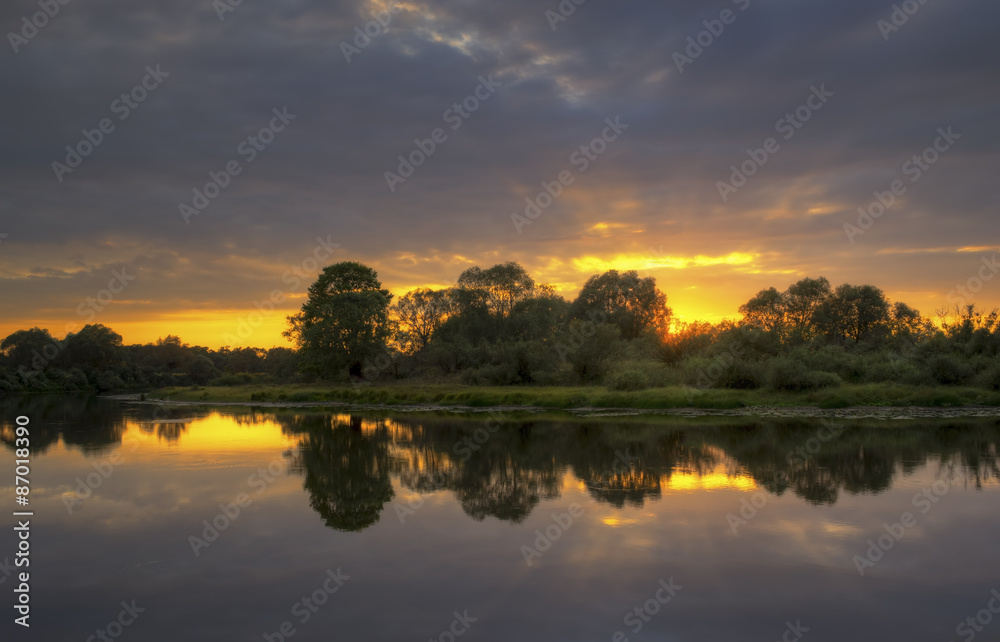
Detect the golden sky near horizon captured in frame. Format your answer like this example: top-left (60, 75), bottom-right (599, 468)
top-left (2, 1), bottom-right (998, 348)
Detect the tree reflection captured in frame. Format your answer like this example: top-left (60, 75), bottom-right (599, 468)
top-left (0, 394), bottom-right (195, 454)
top-left (2, 396), bottom-right (999, 533)
top-left (283, 415), bottom-right (395, 532)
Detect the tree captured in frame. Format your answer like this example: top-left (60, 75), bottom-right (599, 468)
top-left (63, 324), bottom-right (126, 373)
top-left (392, 288), bottom-right (452, 354)
top-left (570, 270), bottom-right (671, 340)
top-left (445, 262), bottom-right (540, 343)
top-left (0, 327), bottom-right (57, 372)
top-left (452, 262), bottom-right (538, 343)
top-left (153, 335), bottom-right (191, 372)
top-left (815, 284), bottom-right (890, 344)
top-left (455, 262), bottom-right (536, 320)
top-left (739, 287), bottom-right (786, 335)
top-left (783, 277), bottom-right (831, 341)
top-left (285, 261), bottom-right (393, 378)
top-left (890, 302), bottom-right (932, 342)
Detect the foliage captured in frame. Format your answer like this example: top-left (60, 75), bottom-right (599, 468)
top-left (606, 368), bottom-right (651, 392)
top-left (284, 261), bottom-right (393, 379)
top-left (570, 269), bottom-right (671, 340)
top-left (3, 262), bottom-right (999, 399)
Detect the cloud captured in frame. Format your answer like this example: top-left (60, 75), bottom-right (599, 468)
top-left (1, 0), bottom-right (998, 344)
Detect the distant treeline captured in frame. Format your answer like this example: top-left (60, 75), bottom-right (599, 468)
top-left (2, 260), bottom-right (999, 393)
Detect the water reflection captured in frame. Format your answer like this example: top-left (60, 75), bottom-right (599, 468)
top-left (4, 395), bottom-right (1000, 641)
top-left (3, 396), bottom-right (998, 534)
top-left (285, 415), bottom-right (395, 531)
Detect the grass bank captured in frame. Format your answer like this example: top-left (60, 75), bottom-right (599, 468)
top-left (148, 382), bottom-right (1000, 410)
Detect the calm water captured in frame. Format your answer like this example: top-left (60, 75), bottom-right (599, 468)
top-left (1, 395), bottom-right (999, 641)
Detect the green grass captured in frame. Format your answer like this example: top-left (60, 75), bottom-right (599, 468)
top-left (147, 381), bottom-right (1000, 410)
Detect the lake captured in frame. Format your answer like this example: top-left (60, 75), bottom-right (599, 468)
top-left (1, 395), bottom-right (999, 641)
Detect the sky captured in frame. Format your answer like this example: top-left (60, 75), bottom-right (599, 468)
top-left (1, 0), bottom-right (998, 348)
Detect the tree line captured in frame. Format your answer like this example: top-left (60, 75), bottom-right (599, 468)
top-left (2, 260), bottom-right (999, 393)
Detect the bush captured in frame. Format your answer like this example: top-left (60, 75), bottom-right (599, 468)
top-left (767, 358), bottom-right (841, 391)
top-left (719, 359), bottom-right (765, 389)
top-left (975, 363), bottom-right (1000, 391)
top-left (211, 373), bottom-right (254, 386)
top-left (460, 364), bottom-right (519, 386)
top-left (606, 368), bottom-right (650, 392)
top-left (560, 322), bottom-right (623, 384)
top-left (94, 370), bottom-right (126, 392)
top-left (926, 354), bottom-right (973, 385)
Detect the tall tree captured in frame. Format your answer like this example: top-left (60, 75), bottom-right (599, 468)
top-left (63, 324), bottom-right (126, 373)
top-left (739, 287), bottom-right (786, 335)
top-left (783, 277), bottom-right (831, 340)
top-left (285, 261), bottom-right (393, 378)
top-left (0, 327), bottom-right (57, 372)
top-left (570, 270), bottom-right (671, 340)
top-left (815, 284), bottom-right (891, 344)
top-left (392, 288), bottom-right (452, 353)
top-left (454, 262), bottom-right (536, 320)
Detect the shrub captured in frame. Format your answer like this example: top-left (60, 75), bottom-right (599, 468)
top-left (767, 358), bottom-right (841, 391)
top-left (719, 359), bottom-right (765, 389)
top-left (211, 373), bottom-right (254, 386)
top-left (460, 364), bottom-right (519, 386)
top-left (925, 354), bottom-right (973, 385)
top-left (975, 363), bottom-right (1000, 391)
top-left (606, 368), bottom-right (650, 392)
top-left (95, 370), bottom-right (126, 392)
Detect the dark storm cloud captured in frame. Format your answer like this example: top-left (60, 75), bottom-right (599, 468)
top-left (1, 0), bottom-right (998, 333)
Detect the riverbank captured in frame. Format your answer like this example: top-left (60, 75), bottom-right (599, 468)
top-left (147, 382), bottom-right (1000, 410)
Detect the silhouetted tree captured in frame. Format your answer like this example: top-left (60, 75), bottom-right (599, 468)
top-left (285, 262), bottom-right (393, 378)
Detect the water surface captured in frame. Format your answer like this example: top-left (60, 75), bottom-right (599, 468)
top-left (1, 395), bottom-right (998, 641)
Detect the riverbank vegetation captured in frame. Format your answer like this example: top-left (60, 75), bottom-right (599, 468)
top-left (3, 261), bottom-right (999, 407)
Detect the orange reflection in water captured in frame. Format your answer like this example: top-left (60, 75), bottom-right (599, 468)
top-left (665, 469), bottom-right (758, 492)
top-left (122, 412), bottom-right (299, 456)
